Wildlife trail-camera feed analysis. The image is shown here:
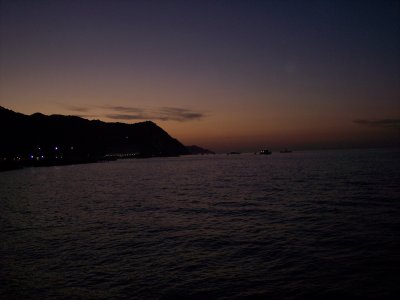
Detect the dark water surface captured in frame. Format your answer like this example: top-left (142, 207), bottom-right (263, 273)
top-left (1, 149), bottom-right (400, 299)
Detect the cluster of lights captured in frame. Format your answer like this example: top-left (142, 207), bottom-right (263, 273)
top-left (105, 152), bottom-right (140, 158)
top-left (2, 145), bottom-right (76, 162)
top-left (28, 155), bottom-right (45, 161)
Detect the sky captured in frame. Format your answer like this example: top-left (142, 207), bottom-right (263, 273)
top-left (1, 0), bottom-right (399, 152)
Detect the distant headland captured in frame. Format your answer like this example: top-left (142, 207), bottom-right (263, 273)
top-left (0, 106), bottom-right (213, 171)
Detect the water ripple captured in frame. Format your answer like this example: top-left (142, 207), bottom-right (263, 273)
top-left (1, 149), bottom-right (400, 299)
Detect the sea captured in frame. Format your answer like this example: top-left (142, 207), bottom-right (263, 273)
top-left (1, 148), bottom-right (399, 300)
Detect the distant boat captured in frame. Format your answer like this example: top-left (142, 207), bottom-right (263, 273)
top-left (259, 149), bottom-right (272, 155)
top-left (280, 148), bottom-right (292, 153)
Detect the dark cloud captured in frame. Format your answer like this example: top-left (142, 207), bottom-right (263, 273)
top-left (157, 107), bottom-right (204, 121)
top-left (105, 113), bottom-right (150, 120)
top-left (72, 114), bottom-right (101, 119)
top-left (98, 105), bottom-right (144, 113)
top-left (64, 105), bottom-right (90, 112)
top-left (62, 104), bottom-right (205, 122)
top-left (104, 106), bottom-right (205, 122)
top-left (354, 118), bottom-right (400, 128)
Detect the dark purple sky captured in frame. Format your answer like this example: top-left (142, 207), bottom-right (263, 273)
top-left (1, 0), bottom-right (399, 150)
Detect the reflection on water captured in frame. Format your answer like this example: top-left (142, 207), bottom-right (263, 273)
top-left (1, 149), bottom-right (400, 299)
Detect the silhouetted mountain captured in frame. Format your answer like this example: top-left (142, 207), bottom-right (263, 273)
top-left (0, 106), bottom-right (188, 168)
top-left (186, 145), bottom-right (215, 155)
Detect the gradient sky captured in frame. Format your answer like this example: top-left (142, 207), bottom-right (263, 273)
top-left (1, 0), bottom-right (399, 151)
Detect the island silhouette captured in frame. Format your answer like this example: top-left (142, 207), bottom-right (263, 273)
top-left (0, 106), bottom-right (212, 171)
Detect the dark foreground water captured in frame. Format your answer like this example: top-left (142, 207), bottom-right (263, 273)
top-left (1, 148), bottom-right (400, 299)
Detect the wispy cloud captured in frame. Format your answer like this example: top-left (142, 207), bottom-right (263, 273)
top-left (72, 114), bottom-right (101, 119)
top-left (62, 103), bottom-right (205, 122)
top-left (157, 107), bottom-right (204, 121)
top-left (98, 105), bottom-right (144, 113)
top-left (63, 105), bottom-right (91, 112)
top-left (105, 113), bottom-right (150, 120)
top-left (354, 118), bottom-right (400, 128)
top-left (104, 106), bottom-right (205, 122)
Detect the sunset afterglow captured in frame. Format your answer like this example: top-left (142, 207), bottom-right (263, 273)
top-left (1, 0), bottom-right (399, 151)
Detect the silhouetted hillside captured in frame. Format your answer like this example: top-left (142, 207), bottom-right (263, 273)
top-left (0, 106), bottom-right (188, 167)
